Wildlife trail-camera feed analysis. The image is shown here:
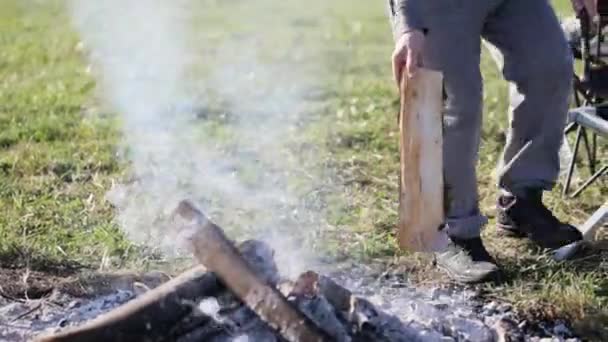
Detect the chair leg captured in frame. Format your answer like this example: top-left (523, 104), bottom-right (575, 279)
top-left (591, 133), bottom-right (598, 172)
top-left (570, 165), bottom-right (608, 198)
top-left (579, 127), bottom-right (596, 175)
top-left (565, 122), bottom-right (577, 134)
top-left (563, 124), bottom-right (584, 196)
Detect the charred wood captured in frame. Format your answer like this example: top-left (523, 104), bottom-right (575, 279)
top-left (174, 200), bottom-right (332, 342)
top-left (35, 266), bottom-right (222, 342)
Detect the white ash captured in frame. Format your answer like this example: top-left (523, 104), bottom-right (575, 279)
top-left (1, 263), bottom-right (582, 342)
top-left (326, 264), bottom-right (580, 342)
top-left (0, 290), bottom-right (135, 342)
top-left (198, 297), bottom-right (222, 322)
top-left (231, 335), bottom-right (249, 342)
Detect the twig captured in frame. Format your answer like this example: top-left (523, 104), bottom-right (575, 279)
top-left (11, 302), bottom-right (42, 322)
top-left (0, 288), bottom-right (27, 303)
top-left (0, 321), bottom-right (34, 330)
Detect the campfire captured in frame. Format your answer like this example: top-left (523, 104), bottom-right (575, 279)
top-left (0, 199), bottom-right (573, 342)
top-left (32, 200), bottom-right (435, 342)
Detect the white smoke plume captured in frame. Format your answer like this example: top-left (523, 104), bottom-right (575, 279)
top-left (69, 0), bottom-right (326, 277)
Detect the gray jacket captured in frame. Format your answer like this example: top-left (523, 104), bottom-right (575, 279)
top-left (387, 0), bottom-right (425, 39)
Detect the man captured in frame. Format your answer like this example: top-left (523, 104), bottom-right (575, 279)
top-left (388, 0), bottom-right (596, 283)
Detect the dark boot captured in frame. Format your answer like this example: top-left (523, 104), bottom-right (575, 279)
top-left (496, 189), bottom-right (582, 249)
top-left (496, 189), bottom-right (539, 237)
top-left (435, 236), bottom-right (500, 283)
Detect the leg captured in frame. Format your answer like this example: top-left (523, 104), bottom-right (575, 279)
top-left (407, 2), bottom-right (502, 283)
top-left (421, 4), bottom-right (496, 239)
top-left (483, 0), bottom-right (573, 193)
top-left (388, 1), bottom-right (503, 283)
top-left (483, 0), bottom-right (582, 248)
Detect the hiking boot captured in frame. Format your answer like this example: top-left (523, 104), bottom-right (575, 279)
top-left (435, 237), bottom-right (500, 283)
top-left (496, 189), bottom-right (582, 249)
top-left (496, 190), bottom-right (539, 238)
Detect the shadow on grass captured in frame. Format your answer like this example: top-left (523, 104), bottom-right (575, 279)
top-left (0, 246), bottom-right (85, 276)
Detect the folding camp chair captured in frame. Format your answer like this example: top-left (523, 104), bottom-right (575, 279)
top-left (560, 4), bottom-right (608, 235)
top-left (563, 4), bottom-right (608, 198)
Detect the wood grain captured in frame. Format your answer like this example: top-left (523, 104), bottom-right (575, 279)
top-left (34, 267), bottom-right (221, 342)
top-left (174, 200), bottom-right (331, 342)
top-left (397, 68), bottom-right (448, 252)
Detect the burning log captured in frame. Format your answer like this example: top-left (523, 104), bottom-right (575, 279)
top-left (317, 274), bottom-right (355, 313)
top-left (287, 272), bottom-right (351, 342)
top-left (287, 271), bottom-right (448, 342)
top-left (173, 200), bottom-right (332, 342)
top-left (32, 200), bottom-right (464, 342)
top-left (34, 266), bottom-right (222, 342)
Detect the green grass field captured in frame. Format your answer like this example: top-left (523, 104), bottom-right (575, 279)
top-left (1, 0), bottom-right (607, 339)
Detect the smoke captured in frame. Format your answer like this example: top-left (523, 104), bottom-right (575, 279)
top-left (70, 0), bottom-right (326, 277)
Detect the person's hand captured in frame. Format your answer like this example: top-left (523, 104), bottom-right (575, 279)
top-left (571, 0), bottom-right (597, 19)
top-left (391, 30), bottom-right (425, 88)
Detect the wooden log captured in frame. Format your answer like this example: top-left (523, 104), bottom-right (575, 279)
top-left (317, 275), bottom-right (354, 313)
top-left (34, 266), bottom-right (222, 342)
top-left (287, 272), bottom-right (351, 342)
top-left (174, 200), bottom-right (332, 342)
top-left (288, 271), bottom-right (354, 313)
top-left (397, 68), bottom-right (448, 252)
top-left (301, 276), bottom-right (392, 342)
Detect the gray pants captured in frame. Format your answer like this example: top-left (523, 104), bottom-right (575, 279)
top-left (390, 0), bottom-right (573, 238)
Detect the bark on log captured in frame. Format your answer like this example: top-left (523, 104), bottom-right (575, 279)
top-left (287, 272), bottom-right (351, 342)
top-left (34, 266), bottom-right (222, 342)
top-left (174, 200), bottom-right (332, 342)
top-left (397, 68), bottom-right (448, 252)
top-left (289, 271), bottom-right (354, 313)
top-left (317, 275), bottom-right (354, 313)
top-left (293, 274), bottom-right (385, 342)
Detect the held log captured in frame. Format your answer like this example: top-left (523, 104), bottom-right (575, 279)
top-left (397, 68), bottom-right (448, 252)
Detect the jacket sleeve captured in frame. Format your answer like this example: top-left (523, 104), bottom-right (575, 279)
top-left (387, 0), bottom-right (425, 38)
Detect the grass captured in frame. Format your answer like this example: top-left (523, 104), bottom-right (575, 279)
top-left (0, 0), bottom-right (130, 269)
top-left (0, 0), bottom-right (607, 339)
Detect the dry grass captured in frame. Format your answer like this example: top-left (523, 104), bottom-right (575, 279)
top-left (0, 0), bottom-right (606, 339)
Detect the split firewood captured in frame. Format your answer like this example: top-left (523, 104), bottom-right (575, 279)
top-left (291, 271), bottom-right (356, 317)
top-left (397, 68), bottom-right (448, 253)
top-left (289, 272), bottom-right (351, 342)
top-left (173, 200), bottom-right (332, 342)
top-left (287, 271), bottom-right (404, 341)
top-left (289, 271), bottom-right (354, 317)
top-left (288, 271), bottom-right (447, 342)
top-left (294, 295), bottom-right (351, 342)
top-left (349, 297), bottom-right (449, 342)
top-left (317, 275), bottom-right (355, 313)
top-left (34, 266), bottom-right (222, 342)
top-left (289, 271), bottom-right (321, 299)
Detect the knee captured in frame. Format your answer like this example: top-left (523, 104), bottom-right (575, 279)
top-left (443, 90), bottom-right (483, 131)
top-left (442, 72), bottom-right (483, 130)
top-left (535, 55), bottom-right (572, 87)
top-left (511, 51), bottom-right (573, 92)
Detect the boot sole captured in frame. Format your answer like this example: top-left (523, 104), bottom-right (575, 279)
top-left (496, 223), bottom-right (526, 238)
top-left (498, 224), bottom-right (582, 249)
top-left (436, 262), bottom-right (501, 284)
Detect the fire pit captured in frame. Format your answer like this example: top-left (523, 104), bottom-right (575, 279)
top-left (31, 200), bottom-right (428, 342)
top-left (0, 201), bottom-right (579, 342)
